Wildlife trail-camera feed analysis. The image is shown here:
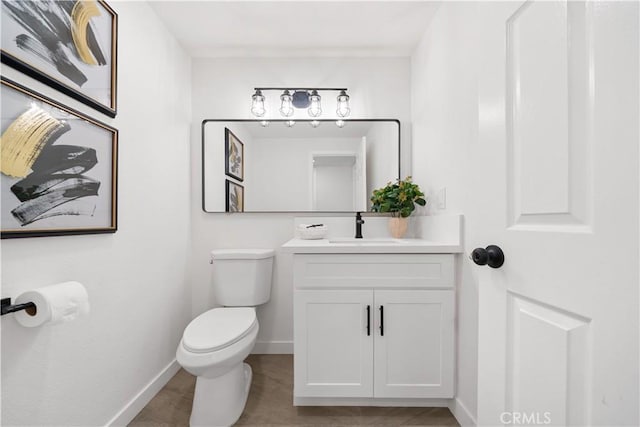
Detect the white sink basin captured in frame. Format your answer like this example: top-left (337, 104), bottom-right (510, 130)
top-left (328, 238), bottom-right (401, 244)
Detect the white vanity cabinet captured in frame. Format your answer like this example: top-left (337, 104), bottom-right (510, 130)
top-left (292, 252), bottom-right (455, 403)
top-left (373, 289), bottom-right (454, 398)
top-left (294, 289), bottom-right (374, 398)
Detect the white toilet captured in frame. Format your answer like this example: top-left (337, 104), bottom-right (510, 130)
top-left (176, 249), bottom-right (274, 427)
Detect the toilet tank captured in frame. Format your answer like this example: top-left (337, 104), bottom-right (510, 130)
top-left (211, 249), bottom-right (274, 306)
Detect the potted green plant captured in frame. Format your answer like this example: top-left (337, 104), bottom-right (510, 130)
top-left (370, 176), bottom-right (427, 238)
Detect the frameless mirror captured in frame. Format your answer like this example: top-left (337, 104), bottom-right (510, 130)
top-left (202, 120), bottom-right (400, 212)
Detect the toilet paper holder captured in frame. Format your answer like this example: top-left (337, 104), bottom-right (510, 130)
top-left (1, 297), bottom-right (36, 316)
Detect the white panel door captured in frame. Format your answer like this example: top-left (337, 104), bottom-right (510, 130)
top-left (293, 290), bottom-right (374, 397)
top-left (374, 290), bottom-right (454, 398)
top-left (475, 1), bottom-right (638, 426)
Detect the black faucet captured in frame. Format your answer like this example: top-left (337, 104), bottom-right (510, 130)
top-left (355, 212), bottom-right (365, 239)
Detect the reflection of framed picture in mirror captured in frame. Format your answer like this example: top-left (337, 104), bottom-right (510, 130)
top-left (225, 180), bottom-right (244, 212)
top-left (1, 77), bottom-right (118, 238)
top-left (224, 128), bottom-right (244, 181)
top-left (1, 0), bottom-right (118, 117)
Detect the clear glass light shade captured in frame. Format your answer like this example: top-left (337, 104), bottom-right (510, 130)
top-left (310, 120), bottom-right (321, 128)
top-left (308, 91), bottom-right (322, 117)
top-left (336, 119), bottom-right (345, 128)
top-left (336, 90), bottom-right (350, 118)
top-left (284, 120), bottom-right (296, 127)
top-left (260, 120), bottom-right (270, 127)
top-left (280, 90), bottom-right (294, 117)
top-left (251, 90), bottom-right (265, 117)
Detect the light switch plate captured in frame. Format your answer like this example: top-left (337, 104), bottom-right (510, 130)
top-left (437, 188), bottom-right (446, 210)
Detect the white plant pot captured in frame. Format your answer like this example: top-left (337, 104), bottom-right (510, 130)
top-left (388, 217), bottom-right (408, 238)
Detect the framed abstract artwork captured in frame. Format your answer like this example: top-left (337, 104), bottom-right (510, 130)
top-left (224, 127), bottom-right (244, 181)
top-left (1, 0), bottom-right (118, 117)
top-left (225, 180), bottom-right (244, 213)
top-left (1, 77), bottom-right (118, 238)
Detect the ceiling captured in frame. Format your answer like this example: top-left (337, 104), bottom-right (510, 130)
top-left (150, 1), bottom-right (441, 58)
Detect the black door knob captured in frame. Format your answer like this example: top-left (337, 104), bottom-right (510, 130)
top-left (471, 245), bottom-right (505, 268)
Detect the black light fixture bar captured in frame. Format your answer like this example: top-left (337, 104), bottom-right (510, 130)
top-left (254, 87), bottom-right (347, 91)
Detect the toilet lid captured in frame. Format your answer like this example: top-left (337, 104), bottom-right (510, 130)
top-left (183, 308), bottom-right (257, 353)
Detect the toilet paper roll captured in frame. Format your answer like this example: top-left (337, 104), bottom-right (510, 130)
top-left (14, 281), bottom-right (90, 327)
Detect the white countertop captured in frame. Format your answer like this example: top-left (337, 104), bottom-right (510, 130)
top-left (281, 237), bottom-right (463, 254)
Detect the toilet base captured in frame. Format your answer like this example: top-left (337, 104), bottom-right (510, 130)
top-left (190, 362), bottom-right (253, 427)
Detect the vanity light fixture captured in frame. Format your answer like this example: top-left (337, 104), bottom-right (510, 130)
top-left (260, 120), bottom-right (270, 127)
top-left (284, 120), bottom-right (296, 128)
top-left (336, 119), bottom-right (345, 128)
top-left (250, 87), bottom-right (350, 120)
top-left (310, 120), bottom-right (321, 128)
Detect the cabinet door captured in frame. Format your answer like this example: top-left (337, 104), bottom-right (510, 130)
top-left (374, 290), bottom-right (454, 398)
top-left (294, 290), bottom-right (374, 397)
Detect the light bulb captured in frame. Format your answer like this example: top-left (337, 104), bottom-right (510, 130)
top-left (336, 119), bottom-right (345, 128)
top-left (310, 120), bottom-right (320, 128)
top-left (260, 120), bottom-right (270, 127)
top-left (280, 90), bottom-right (294, 117)
top-left (251, 89), bottom-right (265, 117)
top-left (284, 120), bottom-right (296, 127)
top-left (308, 90), bottom-right (322, 117)
top-left (336, 90), bottom-right (350, 118)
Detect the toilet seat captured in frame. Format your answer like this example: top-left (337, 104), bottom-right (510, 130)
top-left (183, 307), bottom-right (257, 353)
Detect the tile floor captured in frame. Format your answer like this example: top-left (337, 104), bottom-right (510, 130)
top-left (129, 354), bottom-right (460, 426)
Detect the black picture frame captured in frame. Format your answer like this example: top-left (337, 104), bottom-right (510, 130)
top-left (1, 77), bottom-right (118, 239)
top-left (225, 180), bottom-right (244, 213)
top-left (224, 127), bottom-right (244, 181)
top-left (1, 0), bottom-right (118, 117)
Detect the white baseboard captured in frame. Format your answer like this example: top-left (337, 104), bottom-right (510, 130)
top-left (105, 359), bottom-right (180, 427)
top-left (448, 397), bottom-right (477, 426)
top-left (294, 397), bottom-right (452, 407)
top-left (252, 340), bottom-right (293, 354)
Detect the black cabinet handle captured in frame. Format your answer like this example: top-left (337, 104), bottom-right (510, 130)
top-left (379, 305), bottom-right (384, 336)
top-left (366, 305), bottom-right (371, 336)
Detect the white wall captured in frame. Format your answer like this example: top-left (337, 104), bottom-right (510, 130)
top-left (190, 57), bottom-right (411, 352)
top-left (366, 121), bottom-right (400, 197)
top-left (411, 2), bottom-right (479, 424)
top-left (0, 3), bottom-right (192, 426)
